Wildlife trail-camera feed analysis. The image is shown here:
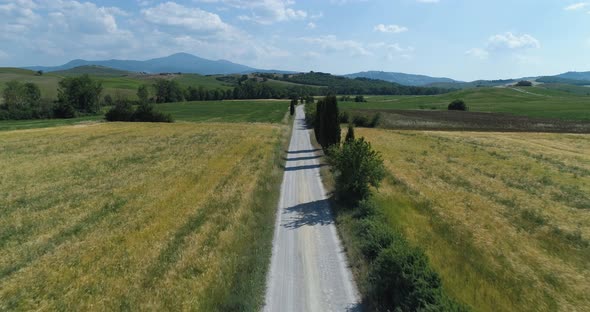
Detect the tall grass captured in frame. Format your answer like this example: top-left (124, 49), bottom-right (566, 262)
top-left (355, 129), bottom-right (590, 311)
top-left (0, 121), bottom-right (288, 310)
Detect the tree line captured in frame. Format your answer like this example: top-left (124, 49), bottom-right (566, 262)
top-left (306, 97), bottom-right (467, 311)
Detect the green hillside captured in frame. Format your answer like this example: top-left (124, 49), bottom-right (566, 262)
top-left (52, 65), bottom-right (133, 77)
top-left (340, 86), bottom-right (590, 120)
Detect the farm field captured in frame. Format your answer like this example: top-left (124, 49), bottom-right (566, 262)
top-left (355, 128), bottom-right (590, 311)
top-left (0, 122), bottom-right (286, 310)
top-left (158, 100), bottom-right (289, 123)
top-left (339, 87), bottom-right (590, 121)
top-left (0, 100), bottom-right (289, 131)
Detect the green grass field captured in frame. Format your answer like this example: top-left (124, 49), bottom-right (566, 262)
top-left (0, 68), bottom-right (230, 101)
top-left (340, 87), bottom-right (590, 121)
top-left (0, 100), bottom-right (289, 131)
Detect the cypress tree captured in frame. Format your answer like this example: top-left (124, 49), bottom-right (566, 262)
top-left (314, 99), bottom-right (323, 143)
top-left (345, 123), bottom-right (355, 142)
top-left (320, 95), bottom-right (341, 149)
top-left (290, 99), bottom-right (296, 116)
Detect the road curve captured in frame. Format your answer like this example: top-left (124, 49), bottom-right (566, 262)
top-left (264, 105), bottom-right (360, 312)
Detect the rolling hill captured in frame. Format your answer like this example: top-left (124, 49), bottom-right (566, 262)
top-left (345, 70), bottom-right (460, 86)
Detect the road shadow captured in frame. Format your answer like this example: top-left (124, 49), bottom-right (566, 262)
top-left (283, 155), bottom-right (321, 162)
top-left (283, 164), bottom-right (326, 172)
top-left (285, 148), bottom-right (321, 154)
top-left (282, 199), bottom-right (333, 229)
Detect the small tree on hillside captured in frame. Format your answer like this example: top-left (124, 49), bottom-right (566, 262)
top-left (516, 80), bottom-right (533, 87)
top-left (448, 99), bottom-right (467, 111)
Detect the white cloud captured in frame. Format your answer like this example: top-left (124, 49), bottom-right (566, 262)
top-left (307, 22), bottom-right (316, 29)
top-left (298, 35), bottom-right (371, 57)
top-left (195, 0), bottom-right (307, 24)
top-left (487, 32), bottom-right (540, 50)
top-left (564, 2), bottom-right (589, 10)
top-left (142, 2), bottom-right (233, 34)
top-left (374, 24), bottom-right (408, 34)
top-left (465, 48), bottom-right (489, 60)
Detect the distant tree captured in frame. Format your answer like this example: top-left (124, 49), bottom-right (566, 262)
top-left (36, 70), bottom-right (43, 76)
top-left (448, 99), bottom-right (467, 111)
top-left (1, 80), bottom-right (23, 110)
top-left (355, 95), bottom-right (366, 102)
top-left (318, 95), bottom-right (341, 150)
top-left (328, 137), bottom-right (385, 201)
top-left (153, 79), bottom-right (183, 103)
top-left (137, 85), bottom-right (149, 104)
top-left (290, 98), bottom-right (296, 116)
top-left (105, 100), bottom-right (134, 121)
top-left (515, 80), bottom-right (533, 87)
top-left (57, 75), bottom-right (103, 114)
top-left (103, 94), bottom-right (113, 106)
top-left (345, 123), bottom-right (355, 142)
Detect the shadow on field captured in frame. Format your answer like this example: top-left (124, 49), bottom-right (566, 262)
top-left (282, 199), bottom-right (333, 229)
top-left (283, 164), bottom-right (326, 172)
top-left (283, 155), bottom-right (321, 162)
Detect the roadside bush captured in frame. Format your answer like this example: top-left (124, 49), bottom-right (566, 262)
top-left (369, 242), bottom-right (451, 311)
top-left (448, 100), bottom-right (467, 111)
top-left (370, 112), bottom-right (381, 127)
top-left (345, 123), bottom-right (355, 142)
top-left (304, 101), bottom-right (316, 127)
top-left (357, 218), bottom-right (396, 261)
top-left (328, 137), bottom-right (385, 202)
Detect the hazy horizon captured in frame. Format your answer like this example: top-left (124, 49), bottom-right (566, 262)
top-left (1, 0), bottom-right (589, 81)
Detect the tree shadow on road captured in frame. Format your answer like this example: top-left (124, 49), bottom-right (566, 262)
top-left (283, 164), bottom-right (326, 172)
top-left (281, 199), bottom-right (333, 229)
top-left (285, 148), bottom-right (321, 154)
top-left (283, 155), bottom-right (322, 162)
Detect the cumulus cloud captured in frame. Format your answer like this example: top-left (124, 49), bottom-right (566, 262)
top-left (142, 2), bottom-right (233, 35)
top-left (195, 0), bottom-right (307, 24)
top-left (487, 32), bottom-right (540, 50)
top-left (374, 24), bottom-right (408, 33)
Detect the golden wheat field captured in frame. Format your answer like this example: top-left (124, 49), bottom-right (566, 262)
top-left (0, 122), bottom-right (285, 310)
top-left (356, 129), bottom-right (590, 312)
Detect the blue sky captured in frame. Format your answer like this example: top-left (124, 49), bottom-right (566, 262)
top-left (0, 0), bottom-right (588, 81)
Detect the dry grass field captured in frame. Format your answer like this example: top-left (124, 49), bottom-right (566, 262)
top-left (0, 122), bottom-right (286, 310)
top-left (355, 128), bottom-right (590, 311)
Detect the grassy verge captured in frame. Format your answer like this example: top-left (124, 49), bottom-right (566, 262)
top-left (0, 119), bottom-right (291, 310)
top-left (355, 129), bottom-right (590, 311)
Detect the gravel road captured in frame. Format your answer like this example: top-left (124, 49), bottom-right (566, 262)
top-left (264, 105), bottom-right (360, 312)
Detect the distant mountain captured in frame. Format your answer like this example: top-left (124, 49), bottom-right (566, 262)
top-left (344, 71), bottom-right (461, 87)
top-left (25, 53), bottom-right (292, 75)
top-left (52, 65), bottom-right (133, 77)
top-left (554, 71), bottom-right (590, 81)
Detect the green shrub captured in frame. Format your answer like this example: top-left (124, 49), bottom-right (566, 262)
top-left (345, 123), bottom-right (355, 142)
top-left (352, 114), bottom-right (370, 127)
top-left (369, 242), bottom-right (445, 311)
top-left (370, 113), bottom-right (381, 128)
top-left (357, 218), bottom-right (396, 261)
top-left (52, 102), bottom-right (76, 118)
top-left (340, 111), bottom-right (350, 123)
top-left (132, 103), bottom-right (173, 122)
top-left (105, 101), bottom-right (134, 121)
top-left (448, 100), bottom-right (467, 111)
top-left (328, 137), bottom-right (385, 202)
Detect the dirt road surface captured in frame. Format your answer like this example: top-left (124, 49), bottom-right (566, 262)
top-left (264, 105), bottom-right (360, 312)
